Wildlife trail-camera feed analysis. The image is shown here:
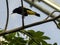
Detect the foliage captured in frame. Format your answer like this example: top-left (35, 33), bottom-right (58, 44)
top-left (1, 32), bottom-right (27, 45)
top-left (27, 30), bottom-right (50, 45)
top-left (0, 30), bottom-right (57, 45)
top-left (53, 43), bottom-right (57, 45)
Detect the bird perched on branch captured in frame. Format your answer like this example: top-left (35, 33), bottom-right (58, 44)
top-left (12, 6), bottom-right (40, 17)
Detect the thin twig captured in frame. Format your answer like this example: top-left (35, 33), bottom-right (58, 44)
top-left (44, 10), bottom-right (60, 20)
top-left (21, 1), bottom-right (40, 44)
top-left (4, 0), bottom-right (9, 31)
top-left (21, 0), bottom-right (24, 28)
top-left (53, 19), bottom-right (60, 29)
top-left (44, 10), bottom-right (60, 29)
top-left (0, 15), bottom-right (60, 36)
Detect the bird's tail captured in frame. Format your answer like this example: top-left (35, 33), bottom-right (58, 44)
top-left (35, 13), bottom-right (40, 17)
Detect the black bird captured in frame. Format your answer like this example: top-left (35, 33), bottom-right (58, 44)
top-left (12, 6), bottom-right (40, 17)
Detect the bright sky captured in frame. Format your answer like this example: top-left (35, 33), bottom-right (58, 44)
top-left (0, 0), bottom-right (60, 45)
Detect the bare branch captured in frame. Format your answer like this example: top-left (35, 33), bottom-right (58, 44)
top-left (44, 10), bottom-right (60, 29)
top-left (4, 0), bottom-right (9, 31)
top-left (0, 15), bottom-right (60, 36)
top-left (21, 0), bottom-right (25, 28)
top-left (44, 10), bottom-right (60, 20)
top-left (53, 20), bottom-right (59, 29)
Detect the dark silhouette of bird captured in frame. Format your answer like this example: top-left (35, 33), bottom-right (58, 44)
top-left (12, 6), bottom-right (40, 17)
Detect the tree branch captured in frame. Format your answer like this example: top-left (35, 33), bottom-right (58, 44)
top-left (4, 0), bottom-right (9, 31)
top-left (21, 0), bottom-right (25, 28)
top-left (0, 15), bottom-right (60, 36)
top-left (44, 10), bottom-right (60, 20)
top-left (44, 10), bottom-right (60, 29)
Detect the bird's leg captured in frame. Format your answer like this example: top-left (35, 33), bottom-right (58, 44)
top-left (22, 15), bottom-right (24, 28)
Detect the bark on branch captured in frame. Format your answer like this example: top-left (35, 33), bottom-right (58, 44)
top-left (0, 15), bottom-right (60, 36)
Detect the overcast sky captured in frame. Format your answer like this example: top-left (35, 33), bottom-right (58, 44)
top-left (0, 0), bottom-right (60, 45)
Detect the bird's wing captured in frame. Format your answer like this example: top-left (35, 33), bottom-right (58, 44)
top-left (24, 7), bottom-right (32, 11)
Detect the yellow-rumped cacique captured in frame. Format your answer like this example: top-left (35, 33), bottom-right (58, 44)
top-left (12, 6), bottom-right (40, 17)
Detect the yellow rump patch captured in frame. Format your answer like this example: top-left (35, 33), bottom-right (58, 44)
top-left (27, 10), bottom-right (35, 15)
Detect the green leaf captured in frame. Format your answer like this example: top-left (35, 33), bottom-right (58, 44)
top-left (0, 30), bottom-right (3, 32)
top-left (27, 30), bottom-right (44, 37)
top-left (11, 37), bottom-right (26, 45)
top-left (36, 31), bottom-right (44, 36)
top-left (29, 42), bottom-right (37, 45)
top-left (40, 36), bottom-right (50, 40)
top-left (41, 40), bottom-right (52, 45)
top-left (3, 32), bottom-right (16, 41)
top-left (27, 30), bottom-right (35, 35)
top-left (53, 43), bottom-right (57, 45)
top-left (42, 41), bottom-right (48, 45)
top-left (17, 32), bottom-right (20, 37)
top-left (1, 41), bottom-right (8, 45)
top-left (28, 39), bottom-right (34, 45)
top-left (26, 30), bottom-right (50, 45)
